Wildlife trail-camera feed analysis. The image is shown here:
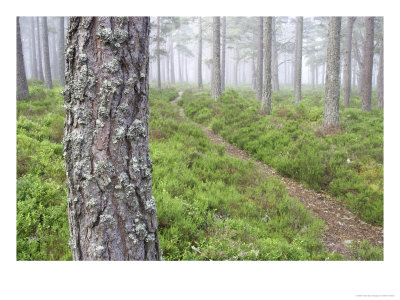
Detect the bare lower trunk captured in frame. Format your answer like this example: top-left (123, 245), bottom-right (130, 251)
top-left (170, 33), bottom-right (175, 84)
top-left (221, 16), bottom-right (226, 92)
top-left (64, 17), bottom-right (161, 261)
top-left (234, 47), bottom-right (239, 88)
top-left (271, 17), bottom-right (279, 92)
top-left (58, 17), bottom-right (65, 87)
top-left (212, 17), bottom-right (221, 99)
top-left (41, 17), bottom-right (52, 89)
top-left (362, 17), bottom-right (374, 112)
top-left (256, 17), bottom-right (263, 101)
top-left (157, 17), bottom-right (161, 89)
top-left (377, 43), bottom-right (384, 109)
top-left (30, 17), bottom-right (38, 79)
top-left (261, 17), bottom-right (272, 114)
top-left (17, 17), bottom-right (29, 100)
top-left (36, 17), bottom-right (44, 82)
top-left (343, 17), bottom-right (356, 107)
top-left (294, 17), bottom-right (303, 104)
top-left (323, 17), bottom-right (342, 128)
top-left (198, 17), bottom-right (203, 90)
top-left (50, 18), bottom-right (59, 80)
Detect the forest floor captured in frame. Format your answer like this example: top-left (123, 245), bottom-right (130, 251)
top-left (171, 91), bottom-right (383, 258)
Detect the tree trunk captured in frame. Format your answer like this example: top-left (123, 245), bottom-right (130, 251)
top-left (362, 17), bottom-right (374, 112)
top-left (157, 17), bottom-right (161, 89)
top-left (323, 17), bottom-right (342, 128)
top-left (377, 42), bottom-right (384, 109)
top-left (234, 47), bottom-right (239, 88)
top-left (353, 36), bottom-right (364, 95)
top-left (185, 56), bottom-right (188, 82)
top-left (198, 17), bottom-right (203, 90)
top-left (256, 17), bottom-right (263, 101)
top-left (29, 17), bottom-right (38, 80)
top-left (311, 64), bottom-right (315, 89)
top-left (36, 17), bottom-right (44, 82)
top-left (50, 18), bottom-right (59, 80)
top-left (17, 17), bottom-right (29, 100)
top-left (261, 17), bottom-right (272, 115)
top-left (58, 17), bottom-right (65, 87)
top-left (177, 49), bottom-right (182, 82)
top-left (221, 16), bottom-right (226, 92)
top-left (343, 17), bottom-right (356, 107)
top-left (271, 17), bottom-right (280, 92)
top-left (41, 17), bottom-right (52, 89)
top-left (251, 55), bottom-right (257, 90)
top-left (315, 64), bottom-right (319, 87)
top-left (170, 33), bottom-right (175, 84)
top-left (212, 17), bottom-right (222, 99)
top-left (294, 17), bottom-right (303, 104)
top-left (64, 17), bottom-right (161, 261)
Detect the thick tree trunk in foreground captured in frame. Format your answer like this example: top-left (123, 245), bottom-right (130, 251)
top-left (17, 17), bottom-right (29, 100)
top-left (41, 17), bottom-right (52, 89)
top-left (294, 17), bottom-right (303, 104)
top-left (261, 17), bottom-right (272, 114)
top-left (30, 17), bottom-right (38, 79)
top-left (157, 17), bottom-right (161, 89)
top-left (212, 16), bottom-right (221, 99)
top-left (58, 17), bottom-right (65, 87)
top-left (256, 17), bottom-right (263, 101)
top-left (377, 42), bottom-right (384, 109)
top-left (198, 17), bottom-right (203, 90)
top-left (323, 17), bottom-right (342, 129)
top-left (36, 17), bottom-right (44, 82)
top-left (342, 17), bottom-right (356, 107)
top-left (271, 17), bottom-right (279, 92)
top-left (362, 17), bottom-right (374, 112)
top-left (221, 16), bottom-right (226, 92)
top-left (64, 17), bottom-right (161, 261)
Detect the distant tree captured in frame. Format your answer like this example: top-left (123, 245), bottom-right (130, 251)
top-left (64, 17), bottom-right (161, 261)
top-left (362, 17), bottom-right (374, 112)
top-left (256, 17), bottom-right (263, 101)
top-left (169, 32), bottom-right (175, 84)
top-left (212, 17), bottom-right (221, 99)
top-left (58, 17), bottom-right (65, 87)
top-left (261, 17), bottom-right (272, 114)
top-left (157, 17), bottom-right (161, 89)
top-left (30, 17), bottom-right (38, 79)
top-left (342, 17), bottom-right (356, 107)
top-left (41, 17), bottom-right (52, 89)
top-left (17, 17), bottom-right (29, 100)
top-left (323, 17), bottom-right (342, 128)
top-left (271, 17), bottom-right (279, 92)
top-left (221, 16), bottom-right (226, 92)
top-left (377, 39), bottom-right (384, 110)
top-left (36, 17), bottom-right (44, 82)
top-left (198, 17), bottom-right (203, 90)
top-left (294, 16), bottom-right (303, 104)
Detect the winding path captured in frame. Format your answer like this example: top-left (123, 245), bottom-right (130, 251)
top-left (171, 91), bottom-right (383, 258)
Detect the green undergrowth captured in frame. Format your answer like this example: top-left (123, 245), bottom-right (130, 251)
top-left (179, 88), bottom-right (383, 226)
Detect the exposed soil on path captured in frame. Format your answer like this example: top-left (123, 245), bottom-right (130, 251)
top-left (171, 91), bottom-right (383, 258)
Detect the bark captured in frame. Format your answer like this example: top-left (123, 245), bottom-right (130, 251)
top-left (377, 42), bottom-right (383, 109)
top-left (234, 47), bottom-right (239, 88)
top-left (17, 17), bottom-right (29, 100)
top-left (36, 17), bottom-right (44, 82)
top-left (59, 17), bottom-right (65, 87)
top-left (212, 17), bottom-right (221, 99)
top-left (315, 64), bottom-right (318, 87)
top-left (41, 17), bottom-right (53, 89)
top-left (362, 17), bottom-right (374, 112)
top-left (157, 17), bottom-right (161, 89)
top-left (50, 18), bottom-right (59, 80)
top-left (294, 17), bottom-right (303, 104)
top-left (185, 56), bottom-right (188, 82)
top-left (343, 17), bottom-right (356, 107)
top-left (323, 17), bottom-right (342, 128)
top-left (261, 17), bottom-right (272, 115)
top-left (256, 17), bottom-right (263, 101)
top-left (169, 32), bottom-right (175, 84)
top-left (353, 36), bottom-right (364, 95)
top-left (64, 17), bottom-right (161, 261)
top-left (271, 17), bottom-right (280, 92)
top-left (198, 17), bottom-right (203, 90)
top-left (30, 17), bottom-right (38, 79)
top-left (251, 55), bottom-right (256, 90)
top-left (221, 16), bottom-right (226, 92)
top-left (311, 64), bottom-right (315, 89)
top-left (178, 49), bottom-right (182, 82)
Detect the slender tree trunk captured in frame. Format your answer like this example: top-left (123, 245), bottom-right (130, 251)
top-left (36, 17), bottom-right (44, 82)
top-left (212, 17), bottom-right (221, 99)
top-left (323, 17), bottom-right (342, 128)
top-left (185, 56), bottom-right (188, 82)
top-left (362, 17), bottom-right (374, 112)
top-left (377, 42), bottom-right (384, 109)
top-left (221, 16), bottom-right (226, 92)
top-left (311, 64), bottom-right (315, 89)
top-left (41, 17), bottom-right (52, 89)
top-left (352, 58), bottom-right (356, 87)
top-left (177, 49), bottom-right (182, 82)
top-left (170, 33), bottom-right (175, 84)
top-left (17, 17), bottom-right (29, 100)
top-left (64, 17), bottom-right (161, 261)
top-left (322, 62), bottom-right (325, 86)
top-left (261, 17), bottom-right (272, 114)
top-left (58, 17), bottom-right (65, 87)
top-left (343, 17), bottom-right (356, 107)
top-left (234, 47), bottom-right (239, 88)
top-left (30, 17), bottom-right (38, 80)
top-left (315, 64), bottom-right (319, 87)
top-left (251, 55), bottom-right (257, 89)
top-left (294, 17), bottom-right (303, 104)
top-left (198, 17), bottom-right (203, 90)
top-left (271, 17), bottom-right (280, 92)
top-left (156, 17), bottom-right (161, 89)
top-left (51, 18), bottom-right (59, 80)
top-left (353, 36), bottom-right (364, 95)
top-left (256, 17), bottom-right (263, 101)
